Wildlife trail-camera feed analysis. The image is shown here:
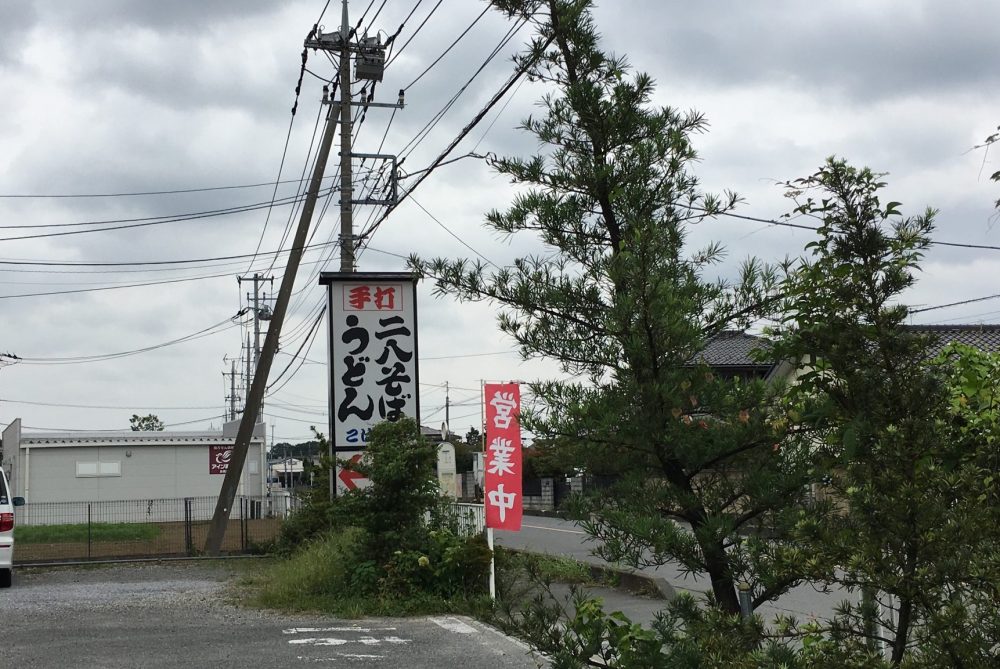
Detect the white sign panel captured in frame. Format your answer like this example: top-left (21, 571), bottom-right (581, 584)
top-left (324, 273), bottom-right (420, 457)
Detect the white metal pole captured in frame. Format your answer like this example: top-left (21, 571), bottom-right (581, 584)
top-left (487, 526), bottom-right (496, 599)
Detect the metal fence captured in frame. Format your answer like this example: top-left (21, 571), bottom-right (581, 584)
top-left (13, 494), bottom-right (299, 564)
top-left (13, 495), bottom-right (479, 565)
top-left (451, 502), bottom-right (485, 538)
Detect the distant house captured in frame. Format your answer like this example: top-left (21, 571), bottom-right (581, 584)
top-left (904, 324), bottom-right (1000, 355)
top-left (695, 324), bottom-right (1000, 381)
top-left (691, 330), bottom-right (780, 380)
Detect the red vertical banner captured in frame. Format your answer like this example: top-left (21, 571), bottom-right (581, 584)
top-left (484, 383), bottom-right (522, 531)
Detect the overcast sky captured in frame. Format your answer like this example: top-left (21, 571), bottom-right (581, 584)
top-left (1, 0), bottom-right (998, 445)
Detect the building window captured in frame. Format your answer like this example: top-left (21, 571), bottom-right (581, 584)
top-left (76, 461), bottom-right (122, 478)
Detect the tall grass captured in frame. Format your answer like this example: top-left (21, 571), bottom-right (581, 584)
top-left (239, 528), bottom-right (491, 618)
top-left (14, 522), bottom-right (160, 544)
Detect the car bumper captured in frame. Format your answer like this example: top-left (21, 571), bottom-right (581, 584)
top-left (0, 541), bottom-right (13, 569)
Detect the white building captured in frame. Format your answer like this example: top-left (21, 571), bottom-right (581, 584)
top-left (0, 418), bottom-right (267, 505)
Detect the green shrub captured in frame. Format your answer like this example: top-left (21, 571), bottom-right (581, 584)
top-left (381, 528), bottom-right (491, 600)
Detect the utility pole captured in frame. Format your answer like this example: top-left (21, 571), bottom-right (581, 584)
top-left (305, 0), bottom-right (403, 274)
top-left (238, 273), bottom-right (273, 417)
top-left (445, 381), bottom-right (450, 435)
top-left (338, 0), bottom-right (354, 272)
top-left (244, 333), bottom-right (253, 417)
top-left (223, 358), bottom-right (240, 422)
top-left (204, 83), bottom-right (340, 555)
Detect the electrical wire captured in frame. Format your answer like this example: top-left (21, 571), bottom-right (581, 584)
top-left (395, 15), bottom-right (526, 161)
top-left (0, 255), bottom-right (336, 300)
top-left (0, 176), bottom-right (338, 199)
top-left (0, 239), bottom-right (342, 269)
top-left (355, 16), bottom-right (547, 253)
top-left (402, 5), bottom-right (491, 91)
top-left (0, 189), bottom-right (335, 242)
top-left (408, 194), bottom-right (497, 267)
top-left (13, 316), bottom-right (241, 365)
top-left (382, 0), bottom-right (429, 53)
top-left (1, 415), bottom-right (228, 432)
top-left (0, 398), bottom-right (222, 411)
top-left (911, 293), bottom-right (1000, 314)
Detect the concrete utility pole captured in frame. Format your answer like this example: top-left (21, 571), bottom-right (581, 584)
top-left (339, 0), bottom-right (354, 272)
top-left (237, 273), bottom-right (273, 417)
top-left (204, 85), bottom-right (341, 555)
top-left (305, 0), bottom-right (403, 274)
top-left (223, 358), bottom-right (239, 422)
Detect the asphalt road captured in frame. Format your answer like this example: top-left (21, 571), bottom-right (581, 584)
top-left (0, 562), bottom-right (543, 669)
top-left (494, 515), bottom-right (850, 622)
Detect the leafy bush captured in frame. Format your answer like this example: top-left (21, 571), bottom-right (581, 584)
top-left (253, 418), bottom-right (492, 615)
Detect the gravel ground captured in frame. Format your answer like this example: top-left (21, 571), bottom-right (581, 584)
top-left (0, 561), bottom-right (544, 669)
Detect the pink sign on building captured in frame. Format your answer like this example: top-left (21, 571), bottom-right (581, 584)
top-left (210, 444), bottom-right (233, 475)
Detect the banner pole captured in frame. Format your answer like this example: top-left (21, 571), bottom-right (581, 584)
top-left (487, 526), bottom-right (496, 599)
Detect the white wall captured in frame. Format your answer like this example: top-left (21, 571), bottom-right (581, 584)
top-left (15, 440), bottom-right (264, 504)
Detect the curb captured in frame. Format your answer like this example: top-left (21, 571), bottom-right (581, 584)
top-left (583, 562), bottom-right (676, 601)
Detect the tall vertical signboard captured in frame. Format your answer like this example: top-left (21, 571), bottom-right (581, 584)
top-left (321, 272), bottom-right (420, 496)
top-left (484, 382), bottom-right (523, 531)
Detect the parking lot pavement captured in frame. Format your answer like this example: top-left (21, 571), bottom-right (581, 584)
top-left (0, 562), bottom-right (543, 669)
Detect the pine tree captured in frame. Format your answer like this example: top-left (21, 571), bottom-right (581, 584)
top-left (414, 0), bottom-right (816, 615)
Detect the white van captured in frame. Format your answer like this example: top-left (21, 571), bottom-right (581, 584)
top-left (0, 465), bottom-right (26, 588)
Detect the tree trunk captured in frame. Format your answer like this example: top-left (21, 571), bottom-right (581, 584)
top-left (697, 526), bottom-right (740, 614)
top-left (891, 595), bottom-right (913, 665)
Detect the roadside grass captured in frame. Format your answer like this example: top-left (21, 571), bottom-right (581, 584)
top-left (498, 548), bottom-right (621, 588)
top-left (232, 529), bottom-right (492, 619)
top-left (14, 522), bottom-right (161, 544)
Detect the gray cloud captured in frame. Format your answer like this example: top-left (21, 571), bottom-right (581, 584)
top-left (0, 1), bottom-right (37, 65)
top-left (603, 1), bottom-right (1000, 103)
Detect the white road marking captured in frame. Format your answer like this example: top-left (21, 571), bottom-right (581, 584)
top-left (521, 523), bottom-right (586, 535)
top-left (288, 636), bottom-right (411, 647)
top-left (429, 617), bottom-right (478, 634)
top-left (284, 627), bottom-right (396, 634)
top-left (296, 655), bottom-right (385, 662)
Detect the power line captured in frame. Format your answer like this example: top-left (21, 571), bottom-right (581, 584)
top-left (356, 15), bottom-right (546, 253)
top-left (0, 176), bottom-right (337, 199)
top-left (0, 238), bottom-right (342, 268)
top-left (396, 15), bottom-right (527, 161)
top-left (13, 315), bottom-right (242, 364)
top-left (0, 189), bottom-right (335, 242)
top-left (402, 5), bottom-right (491, 91)
top-left (0, 398), bottom-right (223, 411)
top-left (409, 194), bottom-right (497, 267)
top-left (382, 0), bottom-right (433, 60)
top-left (0, 191), bottom-right (324, 231)
top-left (1, 415), bottom-right (228, 432)
top-left (911, 293), bottom-right (1000, 314)
top-left (0, 254), bottom-right (342, 300)
top-left (268, 306), bottom-right (327, 391)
